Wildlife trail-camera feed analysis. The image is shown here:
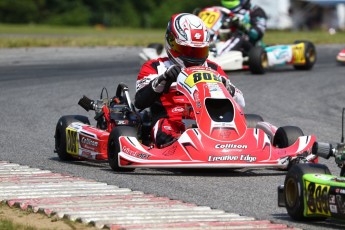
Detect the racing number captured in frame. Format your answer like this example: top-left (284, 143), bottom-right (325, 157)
top-left (186, 72), bottom-right (222, 87)
top-left (292, 43), bottom-right (306, 64)
top-left (66, 128), bottom-right (78, 155)
top-left (305, 181), bottom-right (330, 216)
top-left (198, 11), bottom-right (220, 29)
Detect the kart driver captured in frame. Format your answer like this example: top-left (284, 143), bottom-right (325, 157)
top-left (218, 0), bottom-right (267, 55)
top-left (134, 13), bottom-right (245, 148)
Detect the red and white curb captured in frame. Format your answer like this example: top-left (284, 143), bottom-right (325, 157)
top-left (0, 161), bottom-right (297, 229)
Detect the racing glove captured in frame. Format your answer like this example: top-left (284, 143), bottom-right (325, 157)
top-left (152, 65), bottom-right (181, 93)
top-left (221, 77), bottom-right (245, 108)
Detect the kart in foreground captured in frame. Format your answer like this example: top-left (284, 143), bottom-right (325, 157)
top-left (55, 66), bottom-right (318, 172)
top-left (336, 49), bottom-right (345, 64)
top-left (139, 6), bottom-right (317, 74)
top-left (278, 108), bottom-right (345, 221)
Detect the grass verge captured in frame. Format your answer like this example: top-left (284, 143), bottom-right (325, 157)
top-left (0, 24), bottom-right (344, 48)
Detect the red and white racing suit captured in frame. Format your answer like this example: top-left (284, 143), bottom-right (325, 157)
top-left (134, 57), bottom-right (245, 148)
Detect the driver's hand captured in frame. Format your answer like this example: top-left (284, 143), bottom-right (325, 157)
top-left (164, 65), bottom-right (181, 83)
top-left (152, 65), bottom-right (181, 93)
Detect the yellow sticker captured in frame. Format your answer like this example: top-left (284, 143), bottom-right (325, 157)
top-left (305, 180), bottom-right (331, 216)
top-left (66, 127), bottom-right (78, 155)
top-left (198, 11), bottom-right (221, 29)
top-left (292, 43), bottom-right (306, 64)
top-left (185, 72), bottom-right (222, 88)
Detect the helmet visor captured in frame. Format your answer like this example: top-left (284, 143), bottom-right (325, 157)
top-left (170, 39), bottom-right (209, 61)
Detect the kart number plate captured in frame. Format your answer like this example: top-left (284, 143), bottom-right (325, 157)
top-left (198, 11), bottom-right (221, 30)
top-left (185, 71), bottom-right (222, 88)
top-left (66, 127), bottom-right (78, 155)
top-left (305, 180), bottom-right (331, 217)
top-left (292, 43), bottom-right (306, 64)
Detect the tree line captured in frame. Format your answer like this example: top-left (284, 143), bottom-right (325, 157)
top-left (0, 0), bottom-right (219, 28)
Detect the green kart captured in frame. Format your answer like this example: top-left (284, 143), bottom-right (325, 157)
top-left (278, 108), bottom-right (345, 221)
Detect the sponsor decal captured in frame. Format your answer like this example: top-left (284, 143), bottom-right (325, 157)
top-left (136, 153), bottom-right (150, 159)
top-left (329, 195), bottom-right (335, 204)
top-left (194, 33), bottom-right (201, 40)
top-left (172, 107), bottom-right (184, 113)
top-left (81, 136), bottom-right (98, 147)
top-left (215, 144), bottom-right (248, 149)
top-left (122, 146), bottom-right (150, 159)
top-left (81, 151), bottom-right (92, 158)
top-left (163, 126), bottom-right (172, 131)
top-left (116, 120), bottom-right (129, 125)
top-left (80, 134), bottom-right (99, 151)
top-left (334, 177), bottom-right (345, 182)
top-left (208, 154), bottom-right (256, 162)
top-left (330, 204), bottom-right (338, 213)
top-left (193, 91), bottom-right (201, 108)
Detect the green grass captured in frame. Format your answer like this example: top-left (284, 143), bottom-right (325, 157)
top-left (0, 218), bottom-right (36, 230)
top-left (0, 24), bottom-right (344, 48)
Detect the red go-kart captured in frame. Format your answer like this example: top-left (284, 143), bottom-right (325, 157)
top-left (54, 66), bottom-right (318, 172)
top-left (336, 49), bottom-right (345, 64)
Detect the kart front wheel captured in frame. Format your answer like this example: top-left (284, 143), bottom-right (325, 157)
top-left (108, 126), bottom-right (137, 172)
top-left (248, 46), bottom-right (268, 74)
top-left (54, 115), bottom-right (90, 161)
top-left (284, 163), bottom-right (331, 221)
top-left (293, 41), bottom-right (316, 70)
top-left (273, 126), bottom-right (304, 148)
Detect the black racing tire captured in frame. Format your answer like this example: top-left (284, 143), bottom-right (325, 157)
top-left (148, 43), bottom-right (164, 55)
top-left (293, 40), bottom-right (317, 70)
top-left (108, 126), bottom-right (137, 172)
top-left (245, 114), bottom-right (264, 128)
top-left (273, 126), bottom-right (304, 148)
top-left (284, 163), bottom-right (331, 221)
top-left (248, 46), bottom-right (268, 75)
top-left (54, 115), bottom-right (90, 161)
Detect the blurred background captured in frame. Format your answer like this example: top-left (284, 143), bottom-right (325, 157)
top-left (0, 0), bottom-right (344, 31)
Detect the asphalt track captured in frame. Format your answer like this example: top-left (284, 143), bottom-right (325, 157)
top-left (0, 45), bottom-right (344, 229)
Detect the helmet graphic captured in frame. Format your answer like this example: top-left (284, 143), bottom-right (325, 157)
top-left (165, 13), bottom-right (210, 68)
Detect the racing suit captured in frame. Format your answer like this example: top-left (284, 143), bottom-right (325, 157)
top-left (216, 5), bottom-right (267, 55)
top-left (134, 57), bottom-right (245, 148)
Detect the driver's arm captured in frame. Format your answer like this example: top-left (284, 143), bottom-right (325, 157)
top-left (248, 6), bottom-right (267, 42)
top-left (134, 62), bottom-right (180, 110)
top-left (213, 63), bottom-right (245, 108)
top-left (134, 62), bottom-right (161, 110)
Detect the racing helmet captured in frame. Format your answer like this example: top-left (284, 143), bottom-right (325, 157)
top-left (221, 0), bottom-right (250, 12)
top-left (165, 13), bottom-right (210, 68)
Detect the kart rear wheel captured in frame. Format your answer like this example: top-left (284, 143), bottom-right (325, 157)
top-left (248, 46), bottom-right (268, 74)
top-left (148, 43), bottom-right (163, 55)
top-left (284, 163), bottom-right (331, 221)
top-left (108, 126), bottom-right (137, 172)
top-left (293, 41), bottom-right (316, 70)
top-left (54, 115), bottom-right (90, 161)
top-left (273, 126), bottom-right (304, 148)
top-left (245, 114), bottom-right (264, 128)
